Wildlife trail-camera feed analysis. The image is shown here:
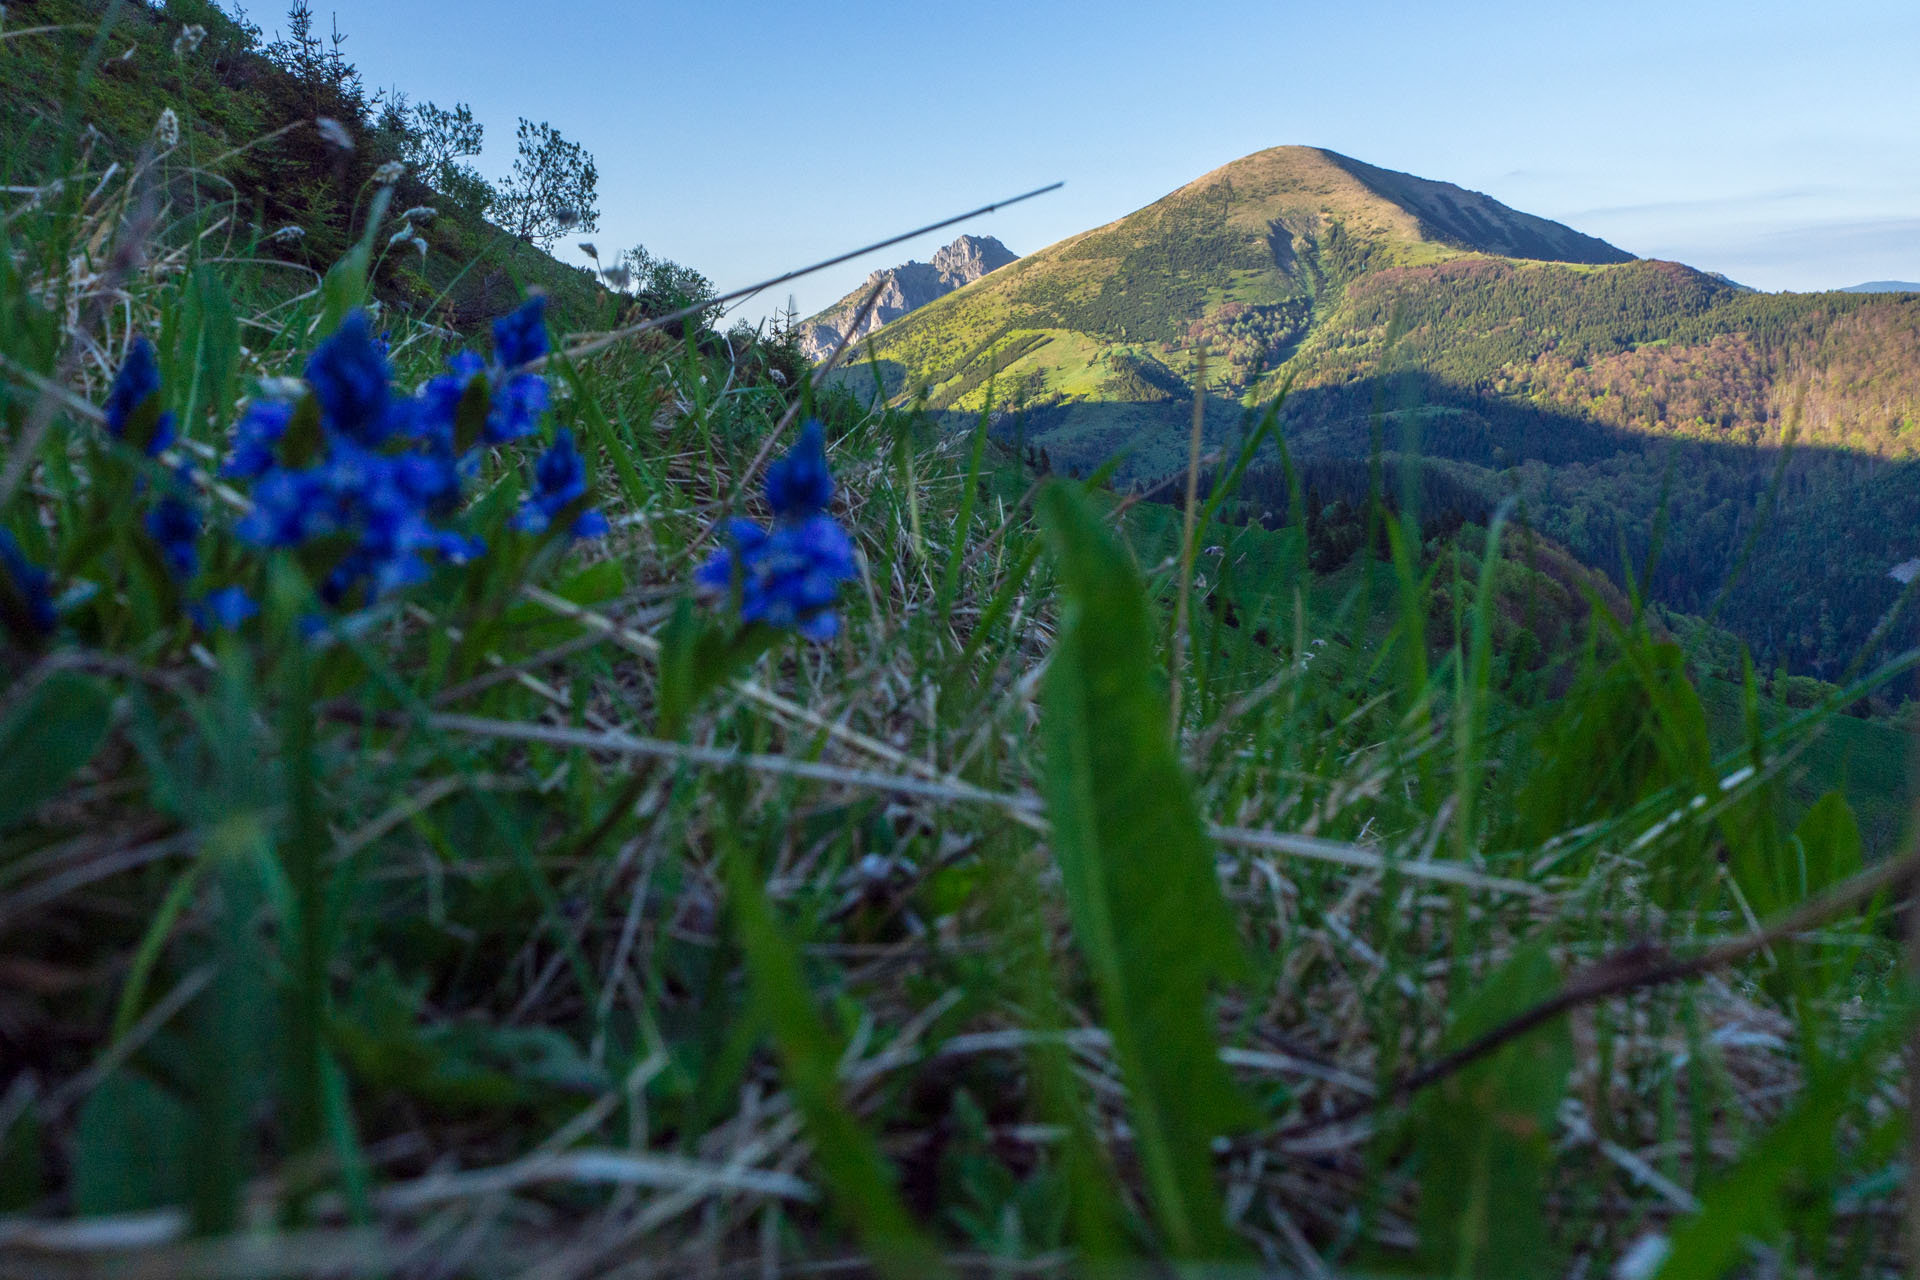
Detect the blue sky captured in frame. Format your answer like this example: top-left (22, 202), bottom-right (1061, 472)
top-left (264, 0), bottom-right (1920, 320)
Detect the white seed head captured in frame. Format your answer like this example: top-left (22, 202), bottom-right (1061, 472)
top-left (600, 264), bottom-right (631, 291)
top-left (269, 225), bottom-right (306, 243)
top-left (410, 235), bottom-right (430, 259)
top-left (1613, 1235), bottom-right (1670, 1280)
top-left (388, 223), bottom-right (416, 248)
top-left (172, 24), bottom-right (206, 57)
top-left (154, 108), bottom-right (180, 150)
top-left (314, 117), bottom-right (353, 150)
top-left (399, 205), bottom-right (437, 223)
top-left (578, 242), bottom-right (598, 260)
top-left (371, 160), bottom-right (405, 184)
top-left (255, 376), bottom-right (307, 401)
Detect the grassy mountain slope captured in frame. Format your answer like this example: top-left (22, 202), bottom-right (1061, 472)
top-left (840, 145), bottom-right (1920, 677)
top-left (838, 146), bottom-right (1628, 424)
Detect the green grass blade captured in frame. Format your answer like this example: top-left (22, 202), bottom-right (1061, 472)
top-left (721, 832), bottom-right (950, 1280)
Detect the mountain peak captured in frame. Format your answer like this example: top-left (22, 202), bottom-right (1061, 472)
top-left (1184, 145), bottom-right (1633, 265)
top-left (931, 234), bottom-right (1017, 283)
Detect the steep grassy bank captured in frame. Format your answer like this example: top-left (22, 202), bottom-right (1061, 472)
top-left (0, 0), bottom-right (610, 330)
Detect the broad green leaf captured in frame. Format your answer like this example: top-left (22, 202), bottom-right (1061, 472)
top-left (1788, 790), bottom-right (1866, 995)
top-left (452, 375), bottom-right (492, 455)
top-left (73, 1072), bottom-right (192, 1216)
top-left (278, 393), bottom-right (325, 469)
top-left (195, 267), bottom-right (240, 434)
top-left (1037, 481), bottom-right (1253, 1259)
top-left (117, 390), bottom-right (169, 458)
top-left (1415, 943), bottom-right (1572, 1279)
top-left (317, 188), bottom-right (391, 336)
top-left (0, 671), bottom-right (114, 828)
top-left (0, 1100), bottom-right (42, 1211)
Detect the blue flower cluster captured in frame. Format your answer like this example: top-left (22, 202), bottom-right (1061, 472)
top-left (191, 585), bottom-right (258, 631)
top-left (696, 420), bottom-right (856, 641)
top-left (144, 470), bottom-right (201, 580)
top-left (227, 309), bottom-right (500, 607)
top-left (10, 296), bottom-right (607, 643)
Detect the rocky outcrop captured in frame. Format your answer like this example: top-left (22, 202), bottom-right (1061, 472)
top-left (796, 234), bottom-right (1016, 361)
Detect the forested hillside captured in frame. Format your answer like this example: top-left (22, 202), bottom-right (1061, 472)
top-left (1267, 258), bottom-right (1920, 679)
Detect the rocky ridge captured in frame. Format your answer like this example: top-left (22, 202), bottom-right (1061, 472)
top-left (795, 234), bottom-right (1017, 361)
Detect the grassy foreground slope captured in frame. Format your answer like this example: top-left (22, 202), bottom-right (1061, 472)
top-left (3, 26), bottom-right (1920, 1280)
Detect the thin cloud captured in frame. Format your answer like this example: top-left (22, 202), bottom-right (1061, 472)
top-left (1729, 215), bottom-right (1920, 264)
top-left (1566, 185), bottom-right (1836, 220)
top-left (1632, 214), bottom-right (1920, 290)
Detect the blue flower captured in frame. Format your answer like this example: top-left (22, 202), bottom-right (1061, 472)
top-left (511, 429), bottom-right (608, 538)
top-left (235, 465), bottom-right (335, 548)
top-left (234, 437), bottom-right (484, 608)
top-left (696, 424), bottom-right (859, 639)
top-left (0, 530), bottom-right (56, 637)
top-left (764, 419), bottom-right (833, 519)
top-left (696, 514), bottom-right (856, 641)
top-left (389, 449), bottom-right (462, 511)
top-left (191, 586), bottom-right (258, 631)
top-left (486, 371), bottom-right (549, 443)
top-left (305, 311), bottom-right (394, 446)
top-left (104, 337), bottom-right (176, 456)
top-left (414, 337), bottom-right (548, 449)
top-left (416, 351), bottom-right (485, 444)
top-left (145, 480), bottom-right (201, 580)
top-left (492, 295), bottom-right (547, 369)
top-left (222, 399), bottom-right (295, 479)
